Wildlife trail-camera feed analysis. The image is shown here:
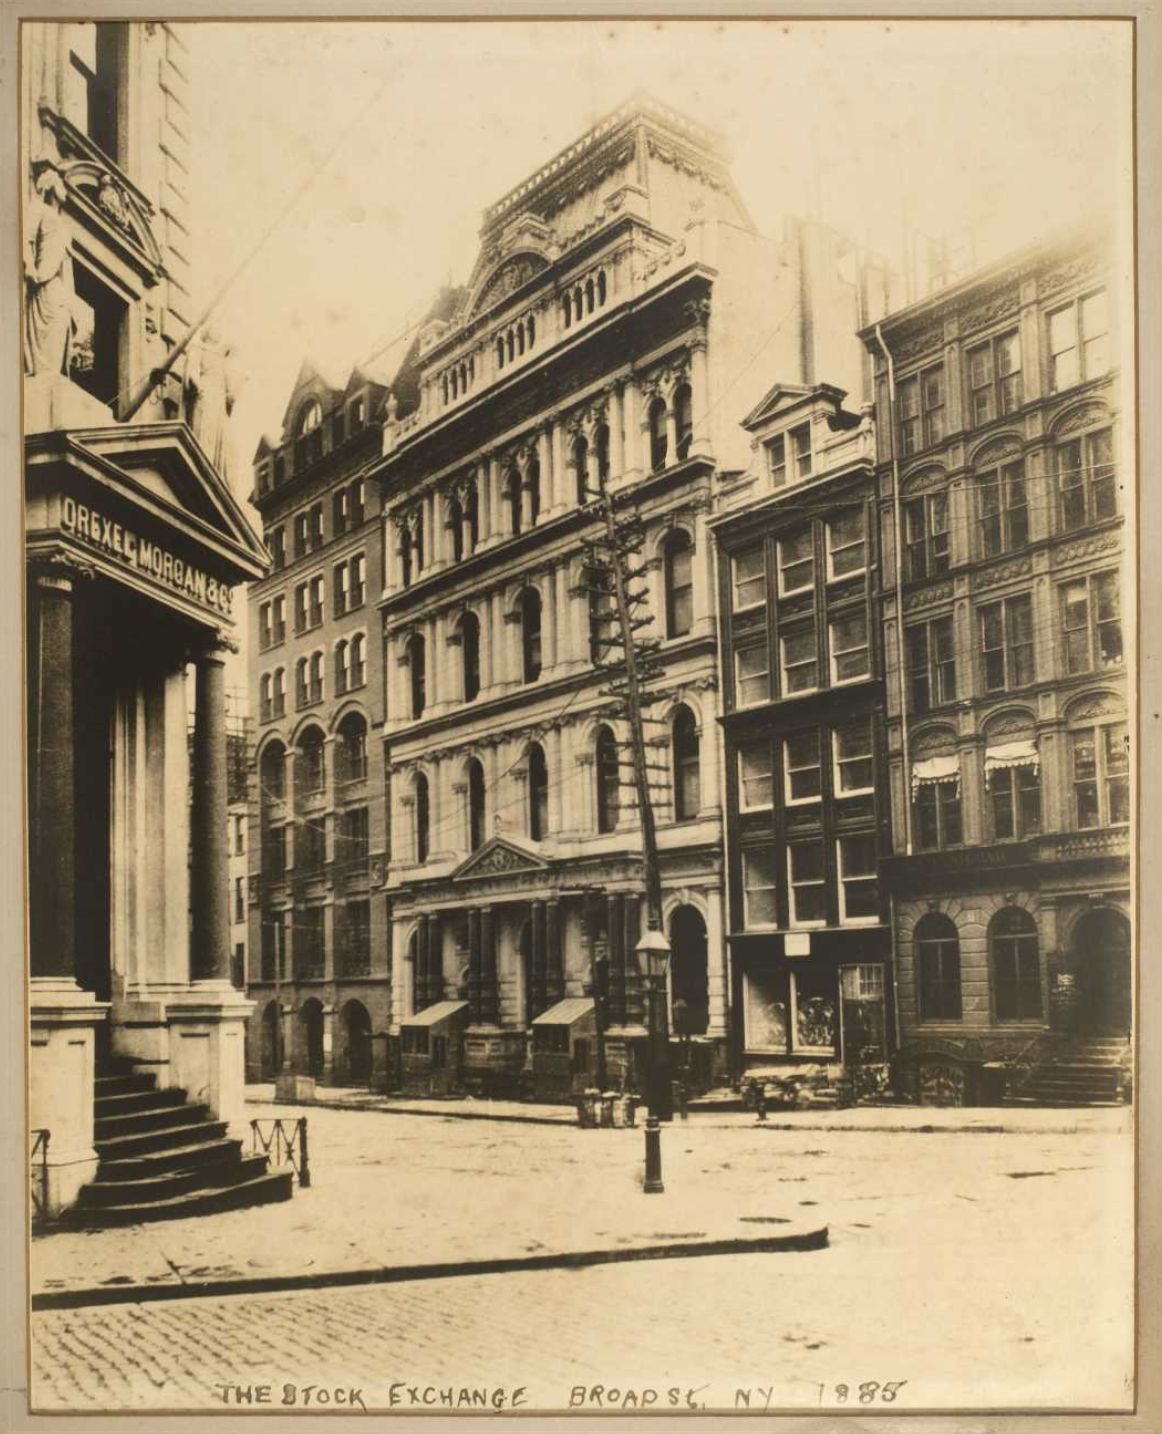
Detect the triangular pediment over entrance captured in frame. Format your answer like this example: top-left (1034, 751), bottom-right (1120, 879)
top-left (451, 836), bottom-right (550, 881)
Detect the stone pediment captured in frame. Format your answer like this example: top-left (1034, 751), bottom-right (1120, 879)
top-left (741, 382), bottom-right (847, 433)
top-left (452, 836), bottom-right (549, 881)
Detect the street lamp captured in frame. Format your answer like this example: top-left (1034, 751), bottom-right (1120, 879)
top-left (636, 927), bottom-right (671, 1194)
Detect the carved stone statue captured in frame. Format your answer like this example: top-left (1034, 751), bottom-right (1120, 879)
top-left (24, 166), bottom-right (76, 379)
top-left (185, 325), bottom-right (237, 478)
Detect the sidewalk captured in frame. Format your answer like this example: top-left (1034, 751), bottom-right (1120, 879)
top-left (246, 1082), bottom-right (1133, 1136)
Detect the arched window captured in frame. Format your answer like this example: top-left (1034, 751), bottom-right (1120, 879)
top-left (597, 270), bottom-right (607, 305)
top-left (648, 397), bottom-right (669, 472)
top-left (528, 743), bottom-right (548, 841)
top-left (562, 293), bottom-right (572, 328)
top-left (526, 458), bottom-right (541, 526)
top-left (350, 633), bottom-right (365, 688)
top-left (506, 468), bottom-right (522, 535)
top-left (496, 336), bottom-right (505, 368)
top-left (573, 435), bottom-right (590, 505)
top-left (261, 740), bottom-right (286, 803)
top-left (506, 331), bottom-right (515, 363)
top-left (466, 482), bottom-right (480, 550)
top-left (991, 907), bottom-right (1042, 1021)
top-left (297, 727), bottom-right (326, 796)
top-left (272, 668), bottom-right (285, 717)
top-left (468, 757), bottom-right (486, 851)
top-left (295, 656), bottom-right (309, 708)
top-left (408, 633), bottom-right (426, 720)
top-left (400, 526), bottom-right (413, 588)
top-left (521, 587), bottom-right (542, 683)
top-left (595, 726), bottom-right (620, 834)
top-left (594, 424), bottom-right (610, 485)
top-left (915, 913), bottom-right (962, 1021)
top-left (526, 315), bottom-right (535, 347)
top-left (297, 398), bottom-right (322, 436)
top-left (309, 651), bottom-right (324, 703)
top-left (517, 325), bottom-right (526, 356)
top-left (335, 639), bottom-right (350, 695)
top-left (586, 277), bottom-right (596, 313)
top-left (674, 383), bottom-right (693, 460)
top-left (414, 772), bottom-right (430, 863)
top-left (450, 370), bottom-right (457, 400)
top-left (461, 610), bottom-right (481, 703)
top-left (672, 705), bottom-right (701, 821)
top-left (260, 673), bottom-right (272, 722)
top-left (338, 712), bottom-right (368, 783)
top-left (573, 285), bottom-right (584, 319)
top-left (664, 530), bottom-right (694, 638)
top-left (448, 497), bottom-right (464, 563)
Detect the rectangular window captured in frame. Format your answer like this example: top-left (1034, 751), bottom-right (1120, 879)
top-left (309, 574), bottom-right (325, 628)
top-left (334, 561), bottom-right (350, 617)
top-left (780, 626), bottom-right (818, 695)
top-left (991, 764), bottom-right (1042, 840)
top-left (784, 731), bottom-right (821, 805)
top-left (735, 644), bottom-right (769, 707)
top-left (272, 595), bottom-right (285, 645)
top-left (1072, 723), bottom-right (1129, 828)
top-left (733, 546), bottom-right (767, 611)
top-left (907, 616), bottom-right (956, 714)
top-left (294, 512), bottom-right (309, 559)
top-left (980, 594), bottom-right (1034, 692)
top-left (767, 434), bottom-right (786, 487)
top-left (344, 807), bottom-right (370, 867)
top-left (968, 330), bottom-right (1023, 425)
top-left (827, 508), bottom-right (867, 580)
top-left (1049, 290), bottom-right (1110, 394)
top-left (778, 528), bottom-right (814, 595)
top-left (333, 488), bottom-right (348, 536)
top-left (829, 609), bottom-right (870, 684)
top-left (904, 493), bottom-right (950, 581)
top-left (914, 777), bottom-right (963, 850)
top-left (350, 553), bottom-right (366, 608)
top-left (350, 479), bottom-right (366, 527)
top-left (792, 422), bottom-right (812, 479)
top-left (1048, 304), bottom-right (1078, 392)
top-left (788, 840), bottom-right (827, 926)
top-left (310, 504), bottom-right (324, 551)
top-left (742, 848), bottom-right (779, 928)
top-left (259, 601), bottom-right (272, 651)
top-left (269, 527), bottom-right (286, 570)
top-left (978, 461), bottom-right (1028, 558)
top-left (837, 833), bottom-right (878, 922)
top-left (234, 814), bottom-right (245, 855)
top-left (1057, 428), bottom-right (1117, 531)
top-left (833, 720), bottom-right (874, 796)
top-left (738, 741), bottom-right (773, 811)
top-left (233, 877), bottom-right (245, 924)
top-left (1061, 571), bottom-right (1123, 674)
top-left (898, 365), bottom-right (945, 456)
top-left (294, 583), bottom-right (308, 635)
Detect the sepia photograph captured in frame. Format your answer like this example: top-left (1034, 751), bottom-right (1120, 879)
top-left (10, 6), bottom-right (1151, 1424)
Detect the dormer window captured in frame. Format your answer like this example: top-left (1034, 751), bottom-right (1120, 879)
top-left (791, 423), bottom-right (812, 479)
top-left (766, 422), bottom-right (811, 486)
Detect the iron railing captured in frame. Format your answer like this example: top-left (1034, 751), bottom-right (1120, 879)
top-left (251, 1117), bottom-right (310, 1187)
top-left (30, 1129), bottom-right (50, 1222)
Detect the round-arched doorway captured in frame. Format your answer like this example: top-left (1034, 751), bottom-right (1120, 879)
top-left (669, 905), bottom-right (709, 1037)
top-left (342, 999), bottom-right (372, 1085)
top-left (1073, 908), bottom-right (1132, 1036)
top-left (299, 998), bottom-right (325, 1079)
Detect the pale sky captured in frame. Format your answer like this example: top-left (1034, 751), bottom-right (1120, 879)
top-left (181, 18), bottom-right (1133, 499)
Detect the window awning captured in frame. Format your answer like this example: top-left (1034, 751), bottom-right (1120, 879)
top-left (911, 754), bottom-right (960, 793)
top-left (984, 740), bottom-right (1039, 784)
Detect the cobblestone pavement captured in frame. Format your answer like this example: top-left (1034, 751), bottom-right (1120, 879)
top-left (30, 1121), bottom-right (1134, 1414)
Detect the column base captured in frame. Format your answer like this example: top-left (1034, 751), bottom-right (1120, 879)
top-left (166, 982), bottom-right (254, 1134)
top-left (275, 1071), bottom-right (317, 1103)
top-left (30, 980), bottom-right (109, 1215)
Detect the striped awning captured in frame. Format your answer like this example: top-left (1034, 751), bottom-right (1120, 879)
top-left (911, 754), bottom-right (960, 794)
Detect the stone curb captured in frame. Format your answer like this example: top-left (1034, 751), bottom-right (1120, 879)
top-left (31, 1226), bottom-right (829, 1312)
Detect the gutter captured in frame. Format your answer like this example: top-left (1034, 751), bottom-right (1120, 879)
top-left (873, 323), bottom-right (912, 856)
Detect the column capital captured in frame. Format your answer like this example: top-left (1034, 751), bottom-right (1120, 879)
top-left (30, 548), bottom-right (95, 590)
top-left (192, 633), bottom-right (239, 663)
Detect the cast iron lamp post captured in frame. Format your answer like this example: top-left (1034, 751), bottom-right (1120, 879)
top-left (637, 928), bottom-right (671, 1194)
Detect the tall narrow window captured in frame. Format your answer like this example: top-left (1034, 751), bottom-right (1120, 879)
top-left (1057, 428), bottom-right (1117, 531)
top-left (833, 719), bottom-right (874, 796)
top-left (837, 833), bottom-right (878, 922)
top-left (733, 545), bottom-right (767, 611)
top-left (594, 424), bottom-right (610, 485)
top-left (521, 587), bottom-right (542, 683)
top-left (778, 527), bottom-right (815, 595)
top-left (409, 633), bottom-right (426, 720)
top-left (1071, 722), bottom-right (1129, 828)
top-left (648, 398), bottom-right (668, 471)
top-left (350, 632), bottom-right (365, 688)
top-left (672, 706), bottom-right (701, 821)
top-left (898, 365), bottom-right (945, 455)
top-left (978, 461), bottom-right (1028, 557)
top-left (1049, 290), bottom-right (1109, 393)
top-left (908, 616), bottom-right (956, 713)
top-left (913, 769), bottom-right (962, 849)
top-left (784, 731), bottom-right (821, 805)
top-left (791, 422), bottom-right (812, 479)
top-left (506, 468), bottom-right (522, 536)
top-left (335, 639), bottom-right (350, 695)
top-left (980, 594), bottom-right (1034, 692)
top-left (829, 609), bottom-right (870, 684)
top-left (674, 384), bottom-right (693, 460)
top-left (992, 908), bottom-right (1042, 1020)
top-left (788, 841), bottom-right (827, 925)
top-left (990, 762), bottom-right (1041, 840)
top-left (414, 772), bottom-right (430, 863)
top-left (462, 610), bottom-right (481, 702)
top-left (664, 531), bottom-right (694, 638)
top-left (573, 435), bottom-right (591, 504)
top-left (742, 849), bottom-right (778, 928)
top-left (735, 643), bottom-right (770, 707)
top-left (968, 330), bottom-right (1023, 424)
top-left (1060, 571), bottom-right (1123, 674)
top-left (904, 493), bottom-right (949, 580)
top-left (528, 743), bottom-right (548, 841)
top-left (916, 913), bottom-right (962, 1022)
top-left (466, 482), bottom-right (479, 550)
top-left (468, 758), bottom-right (486, 851)
top-left (526, 459), bottom-right (541, 526)
top-left (448, 497), bottom-right (464, 563)
top-left (595, 726), bottom-right (620, 834)
top-left (272, 668), bottom-right (285, 718)
top-left (738, 741), bottom-right (773, 811)
top-left (780, 626), bottom-right (818, 695)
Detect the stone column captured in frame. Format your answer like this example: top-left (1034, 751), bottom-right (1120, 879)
top-left (542, 567), bottom-right (559, 677)
top-left (664, 401), bottom-right (679, 469)
top-left (191, 639), bottom-right (231, 982)
top-left (426, 615), bottom-right (441, 712)
top-left (623, 893), bottom-right (643, 1025)
top-left (382, 516), bottom-right (399, 598)
top-left (689, 332), bottom-right (711, 457)
top-left (576, 750), bottom-right (596, 835)
top-left (468, 907), bottom-right (483, 1022)
top-left (415, 913), bottom-right (430, 1012)
top-left (610, 382), bottom-right (626, 478)
top-left (609, 892), bottom-right (626, 1025)
top-left (546, 898), bottom-right (563, 1005)
top-left (489, 455), bottom-right (505, 544)
top-left (551, 421), bottom-right (567, 514)
top-left (622, 377), bottom-right (641, 481)
top-left (28, 556), bottom-right (109, 1215)
top-left (531, 899), bottom-right (547, 1020)
top-left (691, 513), bottom-right (714, 638)
top-left (461, 492), bottom-right (475, 559)
top-left (480, 907), bottom-right (498, 1025)
top-left (567, 567), bottom-right (588, 674)
top-left (704, 886), bottom-right (729, 1040)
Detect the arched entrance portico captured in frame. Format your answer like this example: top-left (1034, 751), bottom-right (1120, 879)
top-left (670, 905), bottom-right (709, 1036)
top-left (1073, 908), bottom-right (1132, 1037)
top-left (342, 999), bottom-right (372, 1084)
top-left (299, 998), bottom-right (325, 1079)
